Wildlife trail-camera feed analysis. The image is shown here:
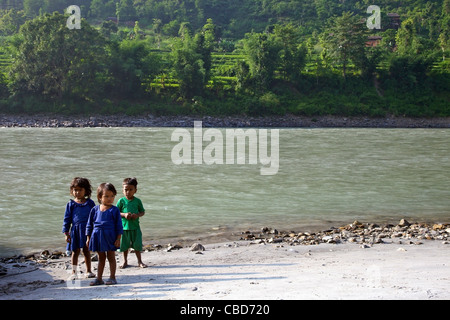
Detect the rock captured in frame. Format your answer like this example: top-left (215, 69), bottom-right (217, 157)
top-left (167, 243), bottom-right (183, 252)
top-left (0, 265), bottom-right (7, 276)
top-left (40, 250), bottom-right (51, 258)
top-left (234, 220), bottom-right (449, 248)
top-left (432, 224), bottom-right (444, 230)
top-left (268, 237), bottom-right (283, 243)
top-left (190, 243), bottom-right (205, 252)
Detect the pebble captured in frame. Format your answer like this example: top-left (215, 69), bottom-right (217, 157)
top-left (166, 243), bottom-right (183, 252)
top-left (241, 220), bottom-right (450, 247)
top-left (190, 243), bottom-right (205, 252)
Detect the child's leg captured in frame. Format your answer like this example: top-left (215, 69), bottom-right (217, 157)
top-left (96, 252), bottom-right (106, 282)
top-left (106, 250), bottom-right (117, 280)
top-left (135, 251), bottom-right (147, 268)
top-left (133, 229), bottom-right (146, 268)
top-left (120, 230), bottom-right (130, 268)
top-left (82, 245), bottom-right (94, 276)
top-left (121, 250), bottom-right (129, 269)
top-left (71, 248), bottom-right (81, 274)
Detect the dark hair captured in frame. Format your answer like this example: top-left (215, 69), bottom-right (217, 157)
top-left (70, 177), bottom-right (92, 199)
top-left (97, 183), bottom-right (117, 204)
top-left (123, 177), bottom-right (138, 188)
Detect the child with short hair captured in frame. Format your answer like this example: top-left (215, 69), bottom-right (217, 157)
top-left (86, 183), bottom-right (123, 286)
top-left (117, 177), bottom-right (147, 268)
top-left (62, 177), bottom-right (96, 280)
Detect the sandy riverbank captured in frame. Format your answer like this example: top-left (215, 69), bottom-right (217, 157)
top-left (1, 236), bottom-right (449, 300)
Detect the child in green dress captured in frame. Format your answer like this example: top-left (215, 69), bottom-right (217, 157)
top-left (117, 177), bottom-right (147, 268)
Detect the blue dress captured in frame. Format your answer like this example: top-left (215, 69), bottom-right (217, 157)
top-left (86, 205), bottom-right (123, 252)
top-left (62, 199), bottom-right (96, 251)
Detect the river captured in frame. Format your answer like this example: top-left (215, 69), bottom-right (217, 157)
top-left (0, 127), bottom-right (449, 257)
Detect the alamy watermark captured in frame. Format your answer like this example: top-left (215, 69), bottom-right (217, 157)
top-left (367, 5), bottom-right (381, 30)
top-left (66, 5), bottom-right (81, 30)
top-left (171, 121), bottom-right (279, 175)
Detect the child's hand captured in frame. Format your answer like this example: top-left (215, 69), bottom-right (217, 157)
top-left (114, 239), bottom-right (120, 248)
top-left (65, 234), bottom-right (71, 243)
top-left (127, 213), bottom-right (137, 220)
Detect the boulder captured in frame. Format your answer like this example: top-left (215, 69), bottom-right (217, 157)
top-left (190, 243), bottom-right (205, 252)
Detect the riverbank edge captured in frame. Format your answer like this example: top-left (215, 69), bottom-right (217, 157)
top-left (1, 219), bottom-right (449, 300)
top-left (1, 113), bottom-right (450, 128)
top-left (1, 219), bottom-right (448, 266)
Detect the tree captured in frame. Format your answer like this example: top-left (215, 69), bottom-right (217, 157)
top-left (387, 55), bottom-right (431, 90)
top-left (116, 0), bottom-right (136, 23)
top-left (202, 18), bottom-right (216, 49)
top-left (100, 20), bottom-right (118, 38)
top-left (170, 31), bottom-right (206, 98)
top-left (9, 12), bottom-right (108, 103)
top-left (89, 0), bottom-right (116, 19)
top-left (241, 31), bottom-right (280, 92)
top-left (438, 15), bottom-right (450, 61)
top-left (324, 11), bottom-right (369, 79)
top-left (170, 19), bottom-right (216, 99)
top-left (23, 0), bottom-right (41, 17)
top-left (396, 17), bottom-right (417, 56)
top-left (43, 0), bottom-right (67, 14)
top-left (198, 18), bottom-right (216, 82)
top-left (273, 23), bottom-right (307, 82)
top-left (152, 18), bottom-right (162, 48)
top-left (0, 8), bottom-right (25, 35)
top-left (106, 39), bottom-right (162, 99)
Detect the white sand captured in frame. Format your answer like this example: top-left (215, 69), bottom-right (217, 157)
top-left (1, 240), bottom-right (449, 300)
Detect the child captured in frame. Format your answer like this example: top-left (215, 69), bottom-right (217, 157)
top-left (86, 183), bottom-right (123, 286)
top-left (62, 177), bottom-right (96, 280)
top-left (117, 177), bottom-right (147, 269)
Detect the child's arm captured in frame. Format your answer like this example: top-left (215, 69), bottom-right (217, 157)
top-left (62, 202), bottom-right (73, 243)
top-left (85, 207), bottom-right (95, 247)
top-left (121, 211), bottom-right (133, 219)
top-left (133, 199), bottom-right (146, 218)
top-left (114, 235), bottom-right (121, 248)
top-left (114, 206), bottom-right (123, 247)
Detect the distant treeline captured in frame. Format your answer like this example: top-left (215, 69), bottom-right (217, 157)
top-left (0, 0), bottom-right (448, 117)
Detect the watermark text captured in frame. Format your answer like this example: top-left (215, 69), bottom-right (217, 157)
top-left (171, 121), bottom-right (279, 175)
top-left (66, 5), bottom-right (81, 30)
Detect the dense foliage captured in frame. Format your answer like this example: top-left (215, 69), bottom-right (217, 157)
top-left (0, 0), bottom-right (448, 117)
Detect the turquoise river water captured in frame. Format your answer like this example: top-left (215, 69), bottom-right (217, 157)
top-left (0, 127), bottom-right (449, 256)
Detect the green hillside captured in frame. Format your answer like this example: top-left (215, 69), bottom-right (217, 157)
top-left (0, 0), bottom-right (448, 117)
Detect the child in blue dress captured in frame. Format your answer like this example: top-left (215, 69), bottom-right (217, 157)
top-left (62, 177), bottom-right (96, 280)
top-left (86, 183), bottom-right (123, 286)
